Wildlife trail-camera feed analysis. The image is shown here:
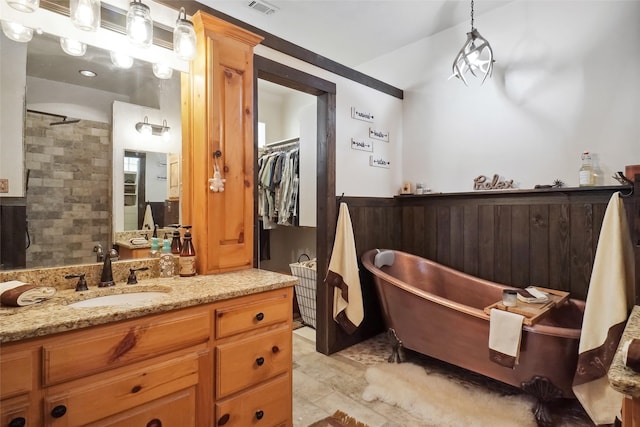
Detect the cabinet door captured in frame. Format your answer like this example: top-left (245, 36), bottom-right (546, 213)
top-left (85, 387), bottom-right (196, 427)
top-left (183, 12), bottom-right (263, 275)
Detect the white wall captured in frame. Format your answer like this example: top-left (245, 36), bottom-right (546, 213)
top-left (358, 0), bottom-right (640, 193)
top-left (255, 45), bottom-right (404, 198)
top-left (0, 35), bottom-right (27, 198)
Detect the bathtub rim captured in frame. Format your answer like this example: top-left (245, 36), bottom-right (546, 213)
top-left (362, 248), bottom-right (583, 340)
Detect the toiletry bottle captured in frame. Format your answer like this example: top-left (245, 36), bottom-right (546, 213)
top-left (579, 151), bottom-right (595, 187)
top-left (149, 237), bottom-right (160, 258)
top-left (179, 225), bottom-right (196, 277)
top-left (159, 239), bottom-right (175, 278)
top-left (169, 224), bottom-right (182, 254)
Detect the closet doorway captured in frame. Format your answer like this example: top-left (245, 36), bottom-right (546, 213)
top-left (254, 56), bottom-right (337, 355)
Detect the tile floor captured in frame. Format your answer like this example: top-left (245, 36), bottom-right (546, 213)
top-left (292, 326), bottom-right (595, 427)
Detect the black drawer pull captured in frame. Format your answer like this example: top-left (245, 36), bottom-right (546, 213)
top-left (8, 417), bottom-right (26, 427)
top-left (272, 345), bottom-right (279, 353)
top-left (256, 357), bottom-right (265, 366)
top-left (218, 413), bottom-right (230, 425)
top-left (255, 312), bottom-right (264, 321)
top-left (51, 405), bottom-right (67, 418)
top-left (255, 410), bottom-right (264, 420)
top-left (146, 419), bottom-right (162, 427)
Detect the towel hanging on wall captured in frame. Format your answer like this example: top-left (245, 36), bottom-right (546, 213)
top-left (324, 202), bottom-right (364, 334)
top-left (572, 192), bottom-right (636, 425)
top-left (142, 202), bottom-right (154, 231)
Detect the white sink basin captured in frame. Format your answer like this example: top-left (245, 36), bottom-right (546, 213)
top-left (68, 292), bottom-right (168, 308)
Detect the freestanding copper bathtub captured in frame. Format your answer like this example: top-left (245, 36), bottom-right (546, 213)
top-left (362, 249), bottom-right (585, 425)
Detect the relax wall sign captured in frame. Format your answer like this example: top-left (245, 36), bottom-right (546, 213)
top-left (351, 107), bottom-right (375, 123)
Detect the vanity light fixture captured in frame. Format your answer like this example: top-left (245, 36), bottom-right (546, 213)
top-left (5, 0), bottom-right (39, 13)
top-left (173, 7), bottom-right (196, 61)
top-left (135, 116), bottom-right (170, 137)
top-left (450, 0), bottom-right (495, 86)
top-left (1, 20), bottom-right (33, 42)
top-left (110, 51), bottom-right (133, 69)
top-left (60, 37), bottom-right (87, 56)
top-left (161, 120), bottom-right (170, 141)
top-left (152, 63), bottom-right (173, 79)
top-left (70, 0), bottom-right (101, 32)
top-left (126, 0), bottom-right (153, 48)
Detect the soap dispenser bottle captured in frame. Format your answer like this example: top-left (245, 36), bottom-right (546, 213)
top-left (169, 224), bottom-right (182, 255)
top-left (149, 237), bottom-right (160, 258)
top-left (159, 238), bottom-right (175, 278)
top-left (179, 225), bottom-right (196, 277)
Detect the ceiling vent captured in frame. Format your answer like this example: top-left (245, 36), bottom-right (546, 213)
top-left (247, 0), bottom-right (279, 15)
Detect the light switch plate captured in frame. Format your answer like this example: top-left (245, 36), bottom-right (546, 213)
top-left (0, 179), bottom-right (8, 193)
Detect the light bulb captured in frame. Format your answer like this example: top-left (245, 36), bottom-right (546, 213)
top-left (1, 20), bottom-right (33, 42)
top-left (162, 127), bottom-right (170, 141)
top-left (173, 8), bottom-right (196, 61)
top-left (110, 51), bottom-right (133, 69)
top-left (6, 0), bottom-right (39, 13)
top-left (60, 38), bottom-right (87, 56)
top-left (152, 63), bottom-right (173, 79)
top-left (70, 0), bottom-right (100, 32)
top-left (126, 0), bottom-right (153, 48)
top-left (140, 123), bottom-right (152, 137)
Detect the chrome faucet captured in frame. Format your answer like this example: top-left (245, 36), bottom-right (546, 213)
top-left (93, 243), bottom-right (105, 262)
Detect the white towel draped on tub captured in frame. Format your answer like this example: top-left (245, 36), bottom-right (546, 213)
top-left (488, 308), bottom-right (525, 368)
top-left (325, 202), bottom-right (364, 334)
top-left (572, 192), bottom-right (635, 425)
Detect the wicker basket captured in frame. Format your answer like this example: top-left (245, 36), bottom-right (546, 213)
top-left (289, 254), bottom-right (317, 328)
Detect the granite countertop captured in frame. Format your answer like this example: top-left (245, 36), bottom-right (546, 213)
top-left (0, 269), bottom-right (297, 344)
top-left (609, 305), bottom-right (640, 397)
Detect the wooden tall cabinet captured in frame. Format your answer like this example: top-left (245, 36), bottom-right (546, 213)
top-left (182, 12), bottom-right (263, 275)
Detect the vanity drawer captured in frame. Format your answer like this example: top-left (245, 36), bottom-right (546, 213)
top-left (216, 326), bottom-right (291, 398)
top-left (44, 350), bottom-right (200, 427)
top-left (215, 290), bottom-right (290, 339)
top-left (43, 309), bottom-right (210, 385)
top-left (215, 373), bottom-right (290, 427)
top-left (0, 350), bottom-right (33, 399)
top-left (85, 387), bottom-right (196, 427)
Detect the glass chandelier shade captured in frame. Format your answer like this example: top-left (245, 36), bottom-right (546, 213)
top-left (450, 0), bottom-right (494, 86)
top-left (126, 0), bottom-right (153, 48)
top-left (173, 7), bottom-right (196, 61)
top-left (70, 0), bottom-right (101, 32)
top-left (5, 0), bottom-right (39, 13)
top-left (1, 20), bottom-right (33, 42)
top-left (60, 37), bottom-right (87, 56)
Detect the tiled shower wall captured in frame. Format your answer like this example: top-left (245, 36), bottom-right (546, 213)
top-left (25, 111), bottom-right (111, 268)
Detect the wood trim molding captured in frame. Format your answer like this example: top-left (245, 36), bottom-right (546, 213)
top-left (155, 0), bottom-right (403, 99)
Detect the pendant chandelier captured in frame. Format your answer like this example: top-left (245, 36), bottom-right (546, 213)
top-left (451, 0), bottom-right (495, 86)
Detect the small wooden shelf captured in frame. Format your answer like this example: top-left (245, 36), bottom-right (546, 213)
top-left (484, 287), bottom-right (570, 326)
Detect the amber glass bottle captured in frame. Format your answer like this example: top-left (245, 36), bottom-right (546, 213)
top-left (179, 225), bottom-right (196, 277)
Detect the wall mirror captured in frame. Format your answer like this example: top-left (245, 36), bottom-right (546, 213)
top-left (0, 30), bottom-right (181, 270)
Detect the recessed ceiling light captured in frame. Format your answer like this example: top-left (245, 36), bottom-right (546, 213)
top-left (79, 69), bottom-right (97, 77)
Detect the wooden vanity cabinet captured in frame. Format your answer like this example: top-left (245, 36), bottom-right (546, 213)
top-left (0, 287), bottom-right (293, 427)
top-left (182, 12), bottom-right (263, 275)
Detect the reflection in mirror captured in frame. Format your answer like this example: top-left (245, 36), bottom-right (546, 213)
top-left (0, 30), bottom-right (181, 270)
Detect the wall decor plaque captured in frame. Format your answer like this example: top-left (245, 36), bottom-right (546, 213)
top-left (351, 107), bottom-right (375, 122)
top-left (370, 155), bottom-right (391, 169)
top-left (474, 174), bottom-right (515, 190)
top-left (369, 127), bottom-right (389, 142)
top-left (351, 138), bottom-right (373, 152)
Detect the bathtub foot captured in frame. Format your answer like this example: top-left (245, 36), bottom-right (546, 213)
top-left (521, 375), bottom-right (562, 426)
top-left (387, 328), bottom-right (403, 363)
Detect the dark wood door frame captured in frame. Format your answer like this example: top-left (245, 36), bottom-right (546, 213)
top-left (253, 55), bottom-right (337, 355)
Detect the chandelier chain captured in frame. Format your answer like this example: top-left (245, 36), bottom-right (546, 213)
top-left (470, 0), bottom-right (475, 30)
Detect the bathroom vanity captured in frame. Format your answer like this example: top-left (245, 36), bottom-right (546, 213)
top-left (0, 269), bottom-right (296, 426)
